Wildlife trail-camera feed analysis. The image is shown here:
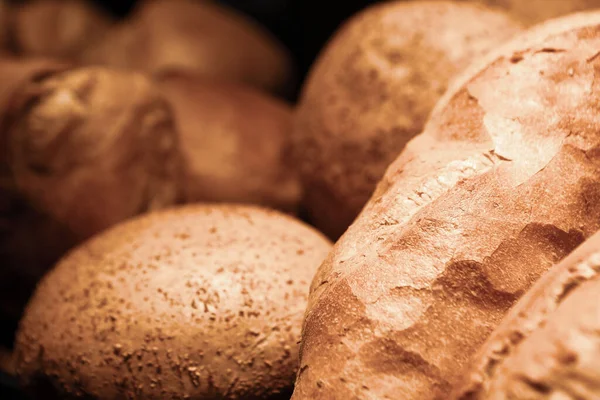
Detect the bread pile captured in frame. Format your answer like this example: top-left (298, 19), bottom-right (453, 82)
top-left (2, 0), bottom-right (600, 399)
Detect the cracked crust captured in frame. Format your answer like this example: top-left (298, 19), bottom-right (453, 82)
top-left (156, 71), bottom-right (301, 213)
top-left (14, 204), bottom-right (332, 399)
top-left (80, 0), bottom-right (294, 95)
top-left (290, 1), bottom-right (522, 239)
top-left (451, 231), bottom-right (600, 399)
top-left (293, 11), bottom-right (600, 400)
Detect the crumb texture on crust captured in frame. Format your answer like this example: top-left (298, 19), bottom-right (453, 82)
top-left (293, 11), bottom-right (600, 400)
top-left (15, 204), bottom-right (332, 400)
top-left (452, 231), bottom-right (600, 399)
top-left (291, 0), bottom-right (522, 239)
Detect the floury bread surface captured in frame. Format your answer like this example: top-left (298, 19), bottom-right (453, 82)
top-left (15, 205), bottom-right (332, 399)
top-left (293, 11), bottom-right (600, 400)
top-left (452, 231), bottom-right (600, 399)
top-left (290, 1), bottom-right (522, 239)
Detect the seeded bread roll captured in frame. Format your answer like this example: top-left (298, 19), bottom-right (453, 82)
top-left (293, 11), bottom-right (600, 400)
top-left (11, 0), bottom-right (114, 60)
top-left (81, 0), bottom-right (293, 95)
top-left (452, 231), bottom-right (600, 399)
top-left (15, 204), bottom-right (332, 399)
top-left (290, 0), bottom-right (522, 239)
top-left (156, 71), bottom-right (301, 212)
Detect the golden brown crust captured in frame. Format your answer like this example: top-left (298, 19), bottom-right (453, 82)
top-left (156, 71), bottom-right (301, 212)
top-left (452, 231), bottom-right (600, 399)
top-left (81, 0), bottom-right (293, 94)
top-left (15, 204), bottom-right (332, 399)
top-left (293, 10), bottom-right (600, 400)
top-left (11, 0), bottom-right (114, 60)
top-left (6, 65), bottom-right (183, 239)
top-left (291, 1), bottom-right (522, 239)
top-left (469, 0), bottom-right (600, 26)
top-left (482, 275), bottom-right (600, 399)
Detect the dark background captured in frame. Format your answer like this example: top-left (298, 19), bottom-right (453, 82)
top-left (0, 0), bottom-right (380, 398)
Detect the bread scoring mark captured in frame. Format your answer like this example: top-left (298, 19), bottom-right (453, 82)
top-left (404, 151), bottom-right (503, 210)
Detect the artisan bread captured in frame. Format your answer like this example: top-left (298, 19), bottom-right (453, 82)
top-left (452, 231), bottom-right (600, 399)
top-left (293, 11), bottom-right (600, 400)
top-left (15, 205), bottom-right (331, 399)
top-left (290, 0), bottom-right (522, 239)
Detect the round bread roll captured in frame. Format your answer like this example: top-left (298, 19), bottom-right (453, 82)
top-left (11, 0), bottom-right (114, 60)
top-left (15, 205), bottom-right (332, 399)
top-left (156, 71), bottom-right (301, 212)
top-left (6, 65), bottom-right (182, 239)
top-left (290, 0), bottom-right (522, 239)
top-left (452, 231), bottom-right (600, 399)
top-left (81, 0), bottom-right (293, 95)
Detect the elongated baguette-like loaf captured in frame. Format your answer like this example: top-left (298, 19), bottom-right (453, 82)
top-left (293, 12), bottom-right (600, 400)
top-left (451, 231), bottom-right (600, 399)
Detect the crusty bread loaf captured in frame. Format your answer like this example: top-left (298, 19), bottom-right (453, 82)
top-left (15, 204), bottom-right (331, 399)
top-left (293, 11), bottom-right (600, 400)
top-left (452, 231), bottom-right (600, 399)
top-left (290, 1), bottom-right (522, 239)
top-left (81, 0), bottom-right (293, 94)
top-left (156, 71), bottom-right (301, 212)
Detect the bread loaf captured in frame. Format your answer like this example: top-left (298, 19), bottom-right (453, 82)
top-left (156, 71), bottom-right (301, 212)
top-left (15, 205), bottom-right (331, 399)
top-left (293, 11), bottom-right (600, 400)
top-left (452, 231), bottom-right (600, 399)
top-left (4, 61), bottom-right (182, 239)
top-left (0, 58), bottom-right (181, 327)
top-left (290, 1), bottom-right (522, 239)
